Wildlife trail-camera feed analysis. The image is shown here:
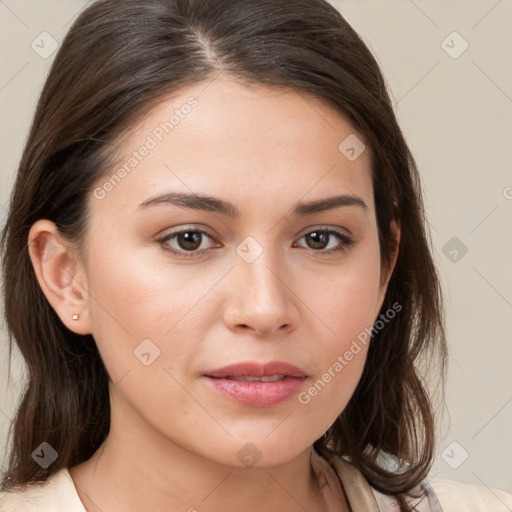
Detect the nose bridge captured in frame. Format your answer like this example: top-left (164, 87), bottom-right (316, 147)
top-left (238, 237), bottom-right (287, 303)
top-left (225, 234), bottom-right (297, 334)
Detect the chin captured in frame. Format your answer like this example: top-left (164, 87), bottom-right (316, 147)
top-left (207, 436), bottom-right (313, 469)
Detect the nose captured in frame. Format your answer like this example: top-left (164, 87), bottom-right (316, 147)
top-left (222, 247), bottom-right (300, 337)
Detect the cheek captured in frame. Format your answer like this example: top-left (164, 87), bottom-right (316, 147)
top-left (296, 298), bottom-right (373, 431)
top-left (83, 241), bottom-right (226, 381)
top-left (295, 241), bottom-right (381, 413)
top-left (83, 246), bottom-right (203, 429)
top-left (303, 240), bottom-right (383, 339)
top-left (83, 244), bottom-right (171, 372)
top-left (297, 344), bottom-right (369, 425)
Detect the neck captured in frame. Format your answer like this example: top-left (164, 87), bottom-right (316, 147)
top-left (68, 393), bottom-right (347, 512)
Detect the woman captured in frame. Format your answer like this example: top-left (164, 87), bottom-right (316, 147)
top-left (0, 1), bottom-right (511, 511)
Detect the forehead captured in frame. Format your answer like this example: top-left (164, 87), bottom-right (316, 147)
top-left (91, 76), bottom-right (374, 218)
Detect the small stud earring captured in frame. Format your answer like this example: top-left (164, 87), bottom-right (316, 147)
top-left (72, 314), bottom-right (79, 321)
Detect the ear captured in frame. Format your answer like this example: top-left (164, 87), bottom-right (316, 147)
top-left (27, 219), bottom-right (92, 335)
top-left (374, 218), bottom-right (401, 316)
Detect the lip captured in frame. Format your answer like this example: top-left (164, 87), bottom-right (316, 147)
top-left (203, 361), bottom-right (308, 407)
top-left (203, 375), bottom-right (307, 407)
top-left (204, 361), bottom-right (308, 378)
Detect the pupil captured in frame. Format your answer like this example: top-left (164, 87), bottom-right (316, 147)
top-left (179, 232), bottom-right (201, 250)
top-left (308, 231), bottom-right (327, 250)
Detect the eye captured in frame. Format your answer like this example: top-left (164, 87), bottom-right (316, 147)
top-left (294, 228), bottom-right (356, 255)
top-left (157, 226), bottom-right (356, 259)
top-left (158, 228), bottom-right (218, 259)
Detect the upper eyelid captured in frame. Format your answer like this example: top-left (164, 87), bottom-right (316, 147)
top-left (159, 225), bottom-right (215, 240)
top-left (160, 224), bottom-right (352, 240)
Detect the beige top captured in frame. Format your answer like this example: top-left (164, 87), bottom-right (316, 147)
top-left (1, 448), bottom-right (511, 511)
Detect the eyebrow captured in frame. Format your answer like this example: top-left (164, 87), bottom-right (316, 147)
top-left (136, 191), bottom-right (368, 216)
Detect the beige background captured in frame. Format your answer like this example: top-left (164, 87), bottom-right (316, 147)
top-left (1, 0), bottom-right (511, 495)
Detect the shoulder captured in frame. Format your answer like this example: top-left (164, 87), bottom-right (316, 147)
top-left (328, 452), bottom-right (512, 512)
top-left (372, 475), bottom-right (512, 512)
top-left (0, 469), bottom-right (86, 512)
top-left (427, 476), bottom-right (512, 512)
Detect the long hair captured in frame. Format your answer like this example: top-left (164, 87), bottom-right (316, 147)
top-left (0, 1), bottom-right (447, 509)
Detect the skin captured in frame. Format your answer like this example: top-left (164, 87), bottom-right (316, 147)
top-left (28, 76), bottom-right (400, 512)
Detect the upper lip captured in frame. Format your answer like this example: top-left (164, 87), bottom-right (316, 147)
top-left (204, 361), bottom-right (308, 378)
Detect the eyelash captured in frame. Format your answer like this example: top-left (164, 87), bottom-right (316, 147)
top-left (157, 226), bottom-right (356, 259)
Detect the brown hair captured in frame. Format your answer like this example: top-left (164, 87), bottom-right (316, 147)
top-left (0, 1), bottom-right (447, 509)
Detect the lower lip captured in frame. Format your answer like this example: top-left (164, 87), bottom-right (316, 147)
top-left (203, 376), bottom-right (307, 407)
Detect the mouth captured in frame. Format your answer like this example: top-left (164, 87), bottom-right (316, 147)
top-left (204, 360), bottom-right (308, 379)
top-left (212, 374), bottom-right (290, 382)
top-left (203, 361), bottom-right (308, 407)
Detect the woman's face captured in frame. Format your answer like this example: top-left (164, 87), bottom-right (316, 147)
top-left (70, 77), bottom-right (398, 467)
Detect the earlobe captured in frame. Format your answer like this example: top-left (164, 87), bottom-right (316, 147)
top-left (27, 219), bottom-right (92, 335)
